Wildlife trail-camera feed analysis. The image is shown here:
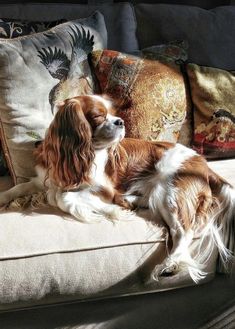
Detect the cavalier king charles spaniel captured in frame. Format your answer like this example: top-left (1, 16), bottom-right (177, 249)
top-left (1, 95), bottom-right (235, 282)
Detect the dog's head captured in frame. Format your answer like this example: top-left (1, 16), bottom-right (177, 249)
top-left (38, 95), bottom-right (125, 189)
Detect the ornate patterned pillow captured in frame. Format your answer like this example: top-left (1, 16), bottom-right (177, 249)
top-left (91, 49), bottom-right (190, 143)
top-left (186, 63), bottom-right (235, 159)
top-left (0, 12), bottom-right (107, 184)
top-left (132, 40), bottom-right (188, 64)
top-left (0, 19), bottom-right (66, 38)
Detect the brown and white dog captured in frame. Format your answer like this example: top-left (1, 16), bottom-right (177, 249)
top-left (1, 95), bottom-right (235, 282)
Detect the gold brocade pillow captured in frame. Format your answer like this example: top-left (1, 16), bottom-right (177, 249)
top-left (91, 50), bottom-right (190, 143)
top-left (186, 63), bottom-right (235, 159)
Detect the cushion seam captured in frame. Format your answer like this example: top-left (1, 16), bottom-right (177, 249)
top-left (0, 240), bottom-right (166, 261)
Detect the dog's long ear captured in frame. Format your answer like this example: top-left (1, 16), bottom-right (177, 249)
top-left (42, 98), bottom-right (95, 189)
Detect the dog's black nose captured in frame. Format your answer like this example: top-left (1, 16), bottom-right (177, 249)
top-left (114, 118), bottom-right (124, 126)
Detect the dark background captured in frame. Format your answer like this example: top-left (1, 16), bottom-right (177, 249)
top-left (0, 0), bottom-right (232, 9)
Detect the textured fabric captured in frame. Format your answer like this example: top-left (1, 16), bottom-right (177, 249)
top-left (135, 4), bottom-right (235, 70)
top-left (0, 143), bottom-right (8, 176)
top-left (0, 12), bottom-right (107, 184)
top-left (131, 41), bottom-right (188, 63)
top-left (0, 176), bottom-right (218, 311)
top-left (91, 49), bottom-right (190, 143)
top-left (0, 18), bottom-right (66, 38)
top-left (0, 274), bottom-right (234, 329)
top-left (0, 18), bottom-right (66, 178)
top-left (208, 159), bottom-right (235, 187)
top-left (187, 63), bottom-right (235, 159)
top-left (0, 3), bottom-right (138, 52)
top-left (131, 41), bottom-right (192, 146)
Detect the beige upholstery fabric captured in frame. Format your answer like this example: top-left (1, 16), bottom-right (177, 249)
top-left (208, 159), bottom-right (235, 187)
top-left (0, 169), bottom-right (222, 311)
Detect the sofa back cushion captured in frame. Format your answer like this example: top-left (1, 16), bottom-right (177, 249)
top-left (122, 0), bottom-right (230, 8)
top-left (0, 2), bottom-right (138, 53)
top-left (135, 4), bottom-right (235, 70)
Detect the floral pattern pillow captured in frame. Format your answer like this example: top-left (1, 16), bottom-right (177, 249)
top-left (91, 49), bottom-right (190, 143)
top-left (0, 19), bottom-right (66, 39)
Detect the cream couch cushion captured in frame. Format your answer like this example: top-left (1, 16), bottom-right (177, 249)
top-left (0, 172), bottom-right (220, 311)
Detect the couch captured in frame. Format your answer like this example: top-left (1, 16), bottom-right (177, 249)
top-left (0, 1), bottom-right (235, 328)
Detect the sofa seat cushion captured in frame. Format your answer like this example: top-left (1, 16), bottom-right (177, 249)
top-left (0, 175), bottom-right (218, 312)
top-left (208, 158), bottom-right (235, 186)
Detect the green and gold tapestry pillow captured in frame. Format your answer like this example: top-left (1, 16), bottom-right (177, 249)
top-left (187, 63), bottom-right (235, 159)
top-left (91, 49), bottom-right (190, 144)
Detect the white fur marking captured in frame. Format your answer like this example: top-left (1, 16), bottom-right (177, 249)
top-left (91, 95), bottom-right (112, 110)
top-left (156, 143), bottom-right (197, 177)
top-left (91, 149), bottom-right (110, 187)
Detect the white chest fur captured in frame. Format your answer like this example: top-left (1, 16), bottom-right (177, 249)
top-left (91, 149), bottom-right (110, 187)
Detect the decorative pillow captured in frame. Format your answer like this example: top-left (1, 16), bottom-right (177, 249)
top-left (0, 19), bottom-right (66, 38)
top-left (0, 12), bottom-right (107, 184)
top-left (131, 40), bottom-right (188, 64)
top-left (186, 63), bottom-right (235, 159)
top-left (0, 18), bottom-right (67, 177)
top-left (91, 49), bottom-right (190, 143)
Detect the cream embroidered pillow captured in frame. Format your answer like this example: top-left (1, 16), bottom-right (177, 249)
top-left (0, 12), bottom-right (107, 184)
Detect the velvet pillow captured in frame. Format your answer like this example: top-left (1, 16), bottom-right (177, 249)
top-left (186, 63), bottom-right (235, 159)
top-left (91, 49), bottom-right (190, 144)
top-left (0, 19), bottom-right (66, 38)
top-left (0, 12), bottom-right (107, 184)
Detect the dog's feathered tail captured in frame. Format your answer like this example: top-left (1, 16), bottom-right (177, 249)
top-left (215, 183), bottom-right (235, 272)
top-left (198, 172), bottom-right (235, 274)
